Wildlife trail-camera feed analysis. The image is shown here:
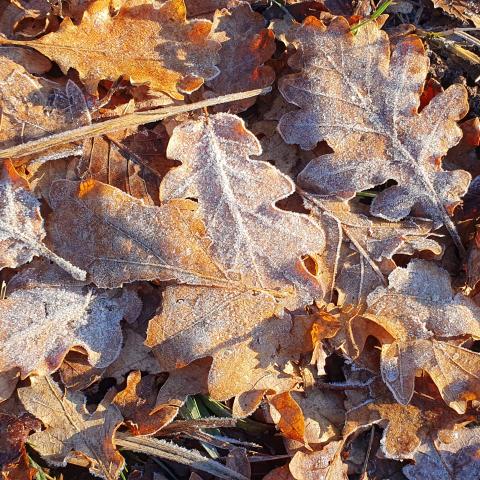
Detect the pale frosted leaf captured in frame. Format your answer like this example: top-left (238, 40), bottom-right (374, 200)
top-left (0, 261), bottom-right (141, 377)
top-left (47, 180), bottom-right (231, 288)
top-left (277, 17), bottom-right (470, 239)
top-left (0, 57), bottom-right (90, 148)
top-left (404, 426), bottom-right (480, 480)
top-left (2, 0), bottom-right (221, 98)
top-left (0, 161), bottom-right (86, 280)
top-left (354, 259), bottom-right (480, 412)
top-left (18, 376), bottom-right (124, 480)
top-left (161, 113), bottom-right (325, 307)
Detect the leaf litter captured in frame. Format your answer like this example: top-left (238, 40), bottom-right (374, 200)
top-left (0, 1), bottom-right (480, 479)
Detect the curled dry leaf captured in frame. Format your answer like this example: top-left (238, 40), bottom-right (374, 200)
top-left (78, 126), bottom-right (173, 205)
top-left (403, 426), bottom-right (480, 480)
top-left (268, 391), bottom-right (306, 444)
top-left (277, 17), bottom-right (470, 246)
top-left (0, 0), bottom-right (52, 38)
top-left (113, 371), bottom-right (177, 435)
top-left (1, 0), bottom-right (221, 98)
top-left (0, 161), bottom-right (86, 280)
top-left (185, 0), bottom-right (254, 18)
top-left (18, 375), bottom-right (124, 480)
top-left (305, 196), bottom-right (443, 305)
top-left (0, 56), bottom-right (90, 149)
top-left (161, 113), bottom-right (325, 307)
top-left (47, 180), bottom-right (229, 288)
top-left (206, 1), bottom-right (275, 113)
top-left (352, 259), bottom-right (480, 413)
top-left (0, 261), bottom-right (142, 377)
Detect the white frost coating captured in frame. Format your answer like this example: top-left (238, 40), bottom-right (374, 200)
top-left (0, 163), bottom-right (86, 280)
top-left (162, 113), bottom-right (325, 307)
top-left (277, 17), bottom-right (470, 231)
top-left (0, 264), bottom-right (141, 377)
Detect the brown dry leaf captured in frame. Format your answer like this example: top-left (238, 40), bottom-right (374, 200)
top-left (0, 412), bottom-right (41, 480)
top-left (288, 441), bottom-right (348, 480)
top-left (0, 368), bottom-right (20, 403)
top-left (0, 161), bottom-right (86, 280)
top-left (184, 0), bottom-right (254, 18)
top-left (268, 391), bottom-right (306, 444)
top-left (289, 385), bottom-right (345, 448)
top-left (104, 327), bottom-right (162, 383)
top-left (113, 371), bottom-right (177, 435)
top-left (46, 179), bottom-right (231, 288)
top-left (262, 465), bottom-right (295, 480)
top-left (206, 1), bottom-right (275, 113)
top-left (344, 371), bottom-right (466, 460)
top-left (226, 447), bottom-right (251, 479)
top-left (161, 112), bottom-right (325, 307)
top-left (0, 0), bottom-right (52, 38)
top-left (146, 284), bottom-right (303, 403)
top-left (18, 375), bottom-right (124, 480)
top-left (277, 17), bottom-right (470, 246)
top-left (352, 259), bottom-right (480, 413)
top-left (446, 118), bottom-right (480, 179)
top-left (432, 0), bottom-right (480, 27)
top-left (403, 426), bottom-right (480, 479)
top-left (59, 350), bottom-right (103, 391)
top-left (0, 56), bottom-right (91, 149)
top-left (154, 358), bottom-right (211, 409)
top-left (3, 0), bottom-right (221, 98)
top-left (0, 261), bottom-right (141, 377)
top-left (78, 126), bottom-right (174, 205)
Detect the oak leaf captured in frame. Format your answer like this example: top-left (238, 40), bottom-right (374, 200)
top-left (0, 161), bottom-right (86, 280)
top-left (277, 17), bottom-right (470, 239)
top-left (47, 180), bottom-right (229, 288)
top-left (0, 56), bottom-right (90, 149)
top-left (18, 375), bottom-right (124, 480)
top-left (351, 259), bottom-right (480, 412)
top-left (206, 1), bottom-right (275, 113)
top-left (161, 113), bottom-right (325, 307)
top-left (0, 261), bottom-right (141, 377)
top-left (7, 0), bottom-right (221, 98)
top-left (146, 284), bottom-right (302, 404)
top-left (344, 370), bottom-right (466, 459)
top-left (403, 426), bottom-right (480, 480)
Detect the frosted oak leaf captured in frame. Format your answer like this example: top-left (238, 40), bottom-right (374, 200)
top-left (0, 261), bottom-right (141, 378)
top-left (352, 259), bottom-right (480, 413)
top-left (161, 113), bottom-right (325, 307)
top-left (277, 17), bottom-right (470, 247)
top-left (18, 376), bottom-right (124, 480)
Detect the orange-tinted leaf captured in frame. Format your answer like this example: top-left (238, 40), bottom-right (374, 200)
top-left (10, 0), bottom-right (221, 98)
top-left (432, 0), bottom-right (480, 27)
top-left (206, 2), bottom-right (275, 113)
top-left (355, 259), bottom-right (480, 412)
top-left (269, 392), bottom-right (306, 444)
top-left (113, 371), bottom-right (177, 435)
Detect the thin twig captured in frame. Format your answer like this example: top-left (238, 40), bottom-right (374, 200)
top-left (0, 87), bottom-right (271, 161)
